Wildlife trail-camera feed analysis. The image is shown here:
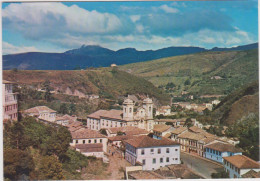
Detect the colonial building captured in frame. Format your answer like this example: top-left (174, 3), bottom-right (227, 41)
top-left (204, 141), bottom-right (243, 163)
top-left (70, 128), bottom-right (108, 153)
top-left (86, 98), bottom-right (155, 131)
top-left (155, 105), bottom-right (171, 116)
top-left (106, 126), bottom-right (149, 137)
top-left (152, 124), bottom-right (174, 139)
top-left (23, 106), bottom-right (56, 122)
top-left (75, 143), bottom-right (104, 158)
top-left (2, 80), bottom-right (18, 122)
top-left (55, 114), bottom-right (77, 126)
top-left (124, 135), bottom-right (180, 170)
top-left (154, 119), bottom-right (185, 127)
top-left (223, 155), bottom-right (260, 178)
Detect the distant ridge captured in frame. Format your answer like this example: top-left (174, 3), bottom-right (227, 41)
top-left (3, 43), bottom-right (258, 70)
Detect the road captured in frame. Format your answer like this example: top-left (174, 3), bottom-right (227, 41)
top-left (181, 152), bottom-right (223, 178)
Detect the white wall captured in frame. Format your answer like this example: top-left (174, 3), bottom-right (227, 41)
top-left (71, 137), bottom-right (108, 152)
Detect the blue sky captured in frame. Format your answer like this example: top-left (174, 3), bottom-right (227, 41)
top-left (2, 1), bottom-right (258, 54)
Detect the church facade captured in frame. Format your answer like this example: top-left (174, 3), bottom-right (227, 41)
top-left (86, 98), bottom-right (154, 132)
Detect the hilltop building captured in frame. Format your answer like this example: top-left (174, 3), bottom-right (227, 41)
top-left (86, 98), bottom-right (155, 131)
top-left (23, 106), bottom-right (56, 122)
top-left (124, 135), bottom-right (180, 170)
top-left (2, 80), bottom-right (18, 123)
top-left (155, 105), bottom-right (171, 116)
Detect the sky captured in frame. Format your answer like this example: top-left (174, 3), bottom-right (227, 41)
top-left (2, 1), bottom-right (258, 54)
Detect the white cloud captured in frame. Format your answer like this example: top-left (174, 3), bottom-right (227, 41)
top-left (3, 2), bottom-right (122, 38)
top-left (3, 42), bottom-right (39, 55)
top-left (159, 5), bottom-right (179, 13)
top-left (130, 15), bottom-right (141, 23)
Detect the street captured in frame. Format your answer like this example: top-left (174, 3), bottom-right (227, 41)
top-left (181, 152), bottom-right (223, 179)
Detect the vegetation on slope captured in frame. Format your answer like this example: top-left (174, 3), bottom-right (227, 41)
top-left (119, 49), bottom-right (258, 96)
top-left (3, 68), bottom-right (170, 105)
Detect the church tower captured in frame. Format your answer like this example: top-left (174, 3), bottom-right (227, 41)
top-left (123, 98), bottom-right (134, 121)
top-left (143, 98), bottom-right (153, 120)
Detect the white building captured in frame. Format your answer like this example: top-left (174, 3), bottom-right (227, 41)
top-left (155, 105), bottom-right (171, 116)
top-left (212, 100), bottom-right (221, 105)
top-left (87, 98), bottom-right (155, 132)
top-left (152, 124), bottom-right (174, 139)
top-left (223, 155), bottom-right (260, 178)
top-left (23, 106), bottom-right (56, 122)
top-left (204, 141), bottom-right (243, 163)
top-left (124, 135), bottom-right (180, 170)
top-left (3, 80), bottom-right (18, 122)
top-left (70, 128), bottom-right (108, 153)
top-left (56, 114), bottom-right (77, 126)
top-left (75, 143), bottom-right (104, 158)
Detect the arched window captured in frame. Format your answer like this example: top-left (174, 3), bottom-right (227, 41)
top-left (129, 108), bottom-right (132, 113)
top-left (149, 106), bottom-right (151, 112)
top-left (125, 108), bottom-right (126, 113)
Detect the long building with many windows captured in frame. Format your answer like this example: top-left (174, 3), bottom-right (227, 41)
top-left (124, 135), bottom-right (180, 170)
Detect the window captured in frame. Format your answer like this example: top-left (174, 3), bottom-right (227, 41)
top-left (175, 149), bottom-right (178, 151)
top-left (142, 159), bottom-right (146, 165)
top-left (166, 157), bottom-right (169, 162)
top-left (100, 139), bottom-right (102, 143)
top-left (150, 149), bottom-right (154, 153)
top-left (160, 158), bottom-right (163, 163)
top-left (83, 140), bottom-right (85, 144)
top-left (76, 140), bottom-right (78, 144)
top-left (166, 148), bottom-right (170, 153)
top-left (94, 139), bottom-right (97, 143)
top-left (158, 148), bottom-right (161, 154)
top-left (88, 140), bottom-right (91, 143)
top-left (175, 158), bottom-right (178, 160)
top-left (153, 158), bottom-right (156, 164)
top-left (213, 150), bottom-right (215, 154)
top-left (130, 108), bottom-right (132, 113)
top-left (141, 149), bottom-right (145, 155)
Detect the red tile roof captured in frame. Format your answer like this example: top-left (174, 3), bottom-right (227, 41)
top-left (124, 135), bottom-right (179, 148)
top-left (107, 126), bottom-right (149, 135)
top-left (178, 131), bottom-right (205, 141)
top-left (153, 124), bottom-right (171, 133)
top-left (75, 143), bottom-right (103, 153)
top-left (108, 135), bottom-right (136, 142)
top-left (71, 128), bottom-right (107, 139)
top-left (205, 141), bottom-right (243, 153)
top-left (223, 155), bottom-right (260, 169)
top-left (88, 109), bottom-right (123, 120)
top-left (171, 127), bottom-right (188, 135)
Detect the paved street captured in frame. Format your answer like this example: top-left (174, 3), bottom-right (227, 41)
top-left (181, 152), bottom-right (223, 179)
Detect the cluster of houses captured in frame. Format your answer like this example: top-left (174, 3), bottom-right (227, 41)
top-left (2, 80), bottom-right (259, 179)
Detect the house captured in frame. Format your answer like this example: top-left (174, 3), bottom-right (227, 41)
top-left (23, 106), bottom-right (56, 122)
top-left (241, 169), bottom-right (260, 178)
top-left (177, 131), bottom-right (205, 153)
top-left (197, 137), bottom-right (219, 157)
top-left (106, 126), bottom-right (149, 137)
top-left (204, 141), bottom-right (243, 163)
top-left (171, 127), bottom-right (188, 141)
top-left (87, 98), bottom-right (155, 131)
top-left (74, 143), bottom-right (104, 158)
top-left (55, 114), bottom-right (77, 126)
top-left (212, 100), bottom-right (221, 105)
top-left (152, 124), bottom-right (174, 139)
top-left (70, 128), bottom-right (108, 153)
top-left (155, 105), bottom-right (171, 116)
top-left (108, 135), bottom-right (136, 148)
top-left (124, 135), bottom-right (180, 170)
top-left (66, 120), bottom-right (85, 132)
top-left (154, 119), bottom-right (184, 127)
top-left (2, 80), bottom-right (18, 122)
top-left (223, 155), bottom-right (260, 178)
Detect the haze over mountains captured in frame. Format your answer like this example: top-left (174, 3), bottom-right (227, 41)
top-left (3, 43), bottom-right (258, 70)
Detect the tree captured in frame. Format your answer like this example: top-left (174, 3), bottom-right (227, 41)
top-left (184, 79), bottom-right (191, 86)
top-left (60, 103), bottom-right (69, 114)
top-left (184, 118), bottom-right (193, 128)
top-left (43, 81), bottom-right (52, 102)
top-left (4, 148), bottom-right (35, 180)
top-left (69, 103), bottom-right (76, 114)
top-left (37, 155), bottom-right (64, 180)
top-left (211, 169), bottom-right (229, 178)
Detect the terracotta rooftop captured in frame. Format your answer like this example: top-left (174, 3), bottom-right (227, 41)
top-left (56, 114), bottom-right (77, 123)
top-left (71, 128), bottom-right (107, 139)
top-left (205, 141), bottom-right (243, 153)
top-left (164, 133), bottom-right (172, 138)
top-left (223, 155), bottom-right (260, 169)
top-left (242, 170), bottom-right (260, 178)
top-left (128, 170), bottom-right (166, 179)
top-left (199, 137), bottom-right (218, 144)
top-left (87, 109), bottom-right (123, 120)
top-left (178, 131), bottom-right (205, 141)
top-left (153, 124), bottom-right (171, 133)
top-left (155, 119), bottom-right (178, 123)
top-left (24, 106), bottom-right (56, 113)
top-left (167, 165), bottom-right (203, 179)
top-left (108, 135), bottom-right (136, 142)
top-left (171, 127), bottom-right (188, 135)
top-left (3, 80), bottom-right (16, 84)
top-left (124, 135), bottom-right (179, 148)
top-left (107, 126), bottom-right (149, 135)
top-left (189, 126), bottom-right (204, 133)
top-left (75, 143), bottom-right (103, 153)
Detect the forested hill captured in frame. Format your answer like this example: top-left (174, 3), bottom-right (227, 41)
top-left (3, 43), bottom-right (258, 70)
top-left (3, 68), bottom-right (170, 105)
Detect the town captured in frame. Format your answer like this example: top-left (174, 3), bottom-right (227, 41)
top-left (3, 79), bottom-right (259, 179)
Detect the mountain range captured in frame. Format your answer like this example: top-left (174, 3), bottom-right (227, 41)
top-left (3, 43), bottom-right (258, 70)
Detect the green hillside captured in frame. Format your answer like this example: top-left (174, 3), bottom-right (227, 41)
top-left (119, 49), bottom-right (258, 95)
top-left (3, 68), bottom-right (170, 105)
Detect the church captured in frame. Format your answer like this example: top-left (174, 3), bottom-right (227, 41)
top-left (86, 98), bottom-right (154, 131)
